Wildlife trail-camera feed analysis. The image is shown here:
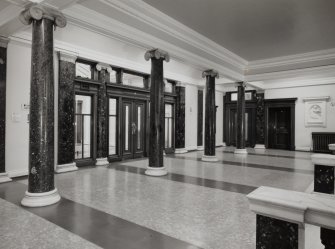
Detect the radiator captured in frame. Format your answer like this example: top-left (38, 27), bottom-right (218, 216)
top-left (312, 132), bottom-right (335, 153)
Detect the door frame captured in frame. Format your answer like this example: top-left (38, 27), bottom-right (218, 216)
top-left (264, 98), bottom-right (297, 151)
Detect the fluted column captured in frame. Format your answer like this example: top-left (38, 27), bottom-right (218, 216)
top-left (202, 70), bottom-right (219, 162)
top-left (0, 37), bottom-right (12, 183)
top-left (145, 49), bottom-right (169, 176)
top-left (175, 82), bottom-right (187, 154)
top-left (19, 4), bottom-right (66, 207)
top-left (234, 82), bottom-right (248, 154)
top-left (56, 52), bottom-right (78, 173)
top-left (96, 63), bottom-right (112, 166)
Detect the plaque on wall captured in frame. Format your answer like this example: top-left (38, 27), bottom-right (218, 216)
top-left (303, 96), bottom-right (330, 127)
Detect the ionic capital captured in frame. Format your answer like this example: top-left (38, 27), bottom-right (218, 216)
top-left (202, 69), bottom-right (219, 79)
top-left (235, 81), bottom-right (246, 88)
top-left (58, 51), bottom-right (77, 64)
top-left (0, 36), bottom-right (9, 48)
top-left (19, 4), bottom-right (66, 28)
top-left (96, 63), bottom-right (113, 73)
top-left (144, 48), bottom-right (170, 62)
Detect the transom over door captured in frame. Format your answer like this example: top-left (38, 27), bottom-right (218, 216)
top-left (122, 100), bottom-right (145, 159)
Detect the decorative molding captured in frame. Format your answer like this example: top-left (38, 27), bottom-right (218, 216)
top-left (98, 0), bottom-right (247, 69)
top-left (58, 51), bottom-right (78, 64)
top-left (144, 48), bottom-right (170, 62)
top-left (62, 5), bottom-right (244, 80)
top-left (0, 36), bottom-right (9, 48)
top-left (7, 169), bottom-right (28, 178)
top-left (248, 48), bottom-right (335, 71)
top-left (19, 4), bottom-right (67, 28)
top-left (175, 81), bottom-right (186, 87)
top-left (303, 96), bottom-right (330, 102)
top-left (202, 69), bottom-right (219, 78)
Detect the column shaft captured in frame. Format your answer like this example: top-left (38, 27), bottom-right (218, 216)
top-left (197, 89), bottom-right (203, 148)
top-left (28, 18), bottom-right (55, 193)
top-left (204, 76), bottom-right (216, 156)
top-left (236, 83), bottom-right (246, 149)
top-left (175, 85), bottom-right (186, 150)
top-left (149, 58), bottom-right (164, 167)
top-left (0, 42), bottom-right (7, 174)
top-left (96, 69), bottom-right (108, 160)
top-left (58, 58), bottom-right (76, 165)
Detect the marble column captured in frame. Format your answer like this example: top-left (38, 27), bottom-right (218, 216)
top-left (311, 149), bottom-right (335, 249)
top-left (96, 63), bottom-right (112, 166)
top-left (197, 87), bottom-right (204, 151)
top-left (202, 70), bottom-right (219, 162)
top-left (0, 37), bottom-right (12, 183)
top-left (256, 214), bottom-right (299, 249)
top-left (144, 49), bottom-right (169, 176)
top-left (56, 52), bottom-right (78, 173)
top-left (175, 82), bottom-right (187, 154)
top-left (19, 4), bottom-right (66, 207)
top-left (255, 92), bottom-right (266, 149)
top-left (234, 82), bottom-right (248, 154)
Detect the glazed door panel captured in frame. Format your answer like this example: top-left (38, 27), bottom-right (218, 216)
top-left (122, 100), bottom-right (145, 159)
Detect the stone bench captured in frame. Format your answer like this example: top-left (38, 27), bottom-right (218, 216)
top-left (247, 186), bottom-right (335, 249)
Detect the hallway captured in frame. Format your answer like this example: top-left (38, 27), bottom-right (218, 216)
top-left (0, 148), bottom-right (314, 249)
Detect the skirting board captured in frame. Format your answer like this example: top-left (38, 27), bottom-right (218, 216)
top-left (8, 170), bottom-right (29, 178)
top-left (295, 147), bottom-right (311, 152)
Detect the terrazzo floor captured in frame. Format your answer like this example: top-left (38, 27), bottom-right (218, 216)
top-left (0, 147), bottom-right (320, 249)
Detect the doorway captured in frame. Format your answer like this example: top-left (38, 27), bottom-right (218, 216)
top-left (264, 98), bottom-right (296, 151)
top-left (122, 100), bottom-right (146, 159)
top-left (268, 107), bottom-right (291, 150)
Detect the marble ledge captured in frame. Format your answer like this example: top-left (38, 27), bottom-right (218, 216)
top-left (247, 186), bottom-right (335, 230)
top-left (55, 162), bottom-right (78, 173)
top-left (0, 173), bottom-right (12, 183)
top-left (96, 158), bottom-right (109, 166)
top-left (311, 154), bottom-right (335, 166)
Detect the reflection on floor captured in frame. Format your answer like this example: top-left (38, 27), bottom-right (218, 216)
top-left (0, 147), bottom-right (318, 249)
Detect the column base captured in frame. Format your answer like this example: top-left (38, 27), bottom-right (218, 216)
top-left (197, 146), bottom-right (204, 151)
top-left (201, 155), bottom-right (219, 162)
top-left (21, 188), bottom-right (61, 207)
top-left (222, 142), bottom-right (226, 147)
top-left (96, 157), bottom-right (109, 166)
top-left (55, 162), bottom-right (78, 173)
top-left (254, 144), bottom-right (266, 149)
top-left (145, 166), bottom-right (168, 176)
top-left (0, 173), bottom-right (12, 183)
top-left (163, 151), bottom-right (166, 156)
top-left (175, 148), bottom-right (188, 154)
top-left (234, 148), bottom-right (248, 154)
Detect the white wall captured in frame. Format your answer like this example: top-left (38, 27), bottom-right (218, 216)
top-left (215, 91), bottom-right (224, 146)
top-left (265, 84), bottom-right (335, 151)
top-left (185, 84), bottom-right (198, 151)
top-left (5, 41), bottom-right (31, 177)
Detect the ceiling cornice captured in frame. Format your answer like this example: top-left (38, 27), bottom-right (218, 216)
top-left (63, 4), bottom-right (244, 81)
top-left (247, 48), bottom-right (335, 75)
top-left (99, 0), bottom-right (248, 69)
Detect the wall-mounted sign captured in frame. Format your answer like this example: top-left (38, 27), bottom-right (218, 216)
top-left (303, 96), bottom-right (330, 127)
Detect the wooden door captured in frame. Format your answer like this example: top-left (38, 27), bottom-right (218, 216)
top-left (268, 107), bottom-right (291, 149)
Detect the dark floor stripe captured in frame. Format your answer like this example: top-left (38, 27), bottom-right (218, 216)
top-left (168, 155), bottom-right (313, 175)
top-left (220, 150), bottom-right (311, 160)
top-left (0, 182), bottom-right (201, 249)
top-left (110, 164), bottom-right (257, 195)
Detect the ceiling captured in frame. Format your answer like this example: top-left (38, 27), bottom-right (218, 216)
top-left (142, 0), bottom-right (335, 61)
